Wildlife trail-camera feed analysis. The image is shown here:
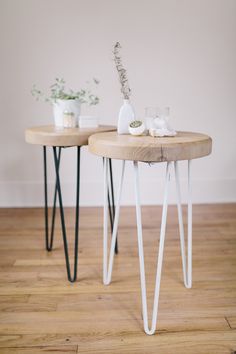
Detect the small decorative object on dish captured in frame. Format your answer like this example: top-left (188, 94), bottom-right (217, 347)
top-left (144, 106), bottom-right (177, 137)
top-left (149, 127), bottom-right (177, 137)
top-left (150, 115), bottom-right (177, 137)
top-left (129, 120), bottom-right (145, 136)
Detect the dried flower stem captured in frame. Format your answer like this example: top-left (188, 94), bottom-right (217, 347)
top-left (113, 42), bottom-right (131, 99)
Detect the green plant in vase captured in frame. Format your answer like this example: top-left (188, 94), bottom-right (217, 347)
top-left (31, 78), bottom-right (99, 127)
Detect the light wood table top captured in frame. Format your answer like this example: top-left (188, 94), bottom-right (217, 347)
top-left (89, 131), bottom-right (212, 162)
top-left (25, 125), bottom-right (116, 147)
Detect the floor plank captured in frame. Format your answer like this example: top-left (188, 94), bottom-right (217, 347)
top-left (0, 346), bottom-right (77, 354)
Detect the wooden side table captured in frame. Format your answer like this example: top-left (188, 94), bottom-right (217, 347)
top-left (89, 131), bottom-right (212, 335)
top-left (25, 125), bottom-right (117, 282)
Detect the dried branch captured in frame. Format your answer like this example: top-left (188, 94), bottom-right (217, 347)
top-left (113, 42), bottom-right (131, 99)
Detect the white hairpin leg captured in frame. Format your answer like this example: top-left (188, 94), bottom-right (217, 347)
top-left (103, 158), bottom-right (192, 335)
top-left (134, 160), bottom-right (172, 335)
top-left (174, 160), bottom-right (192, 288)
top-left (103, 158), bottom-right (125, 285)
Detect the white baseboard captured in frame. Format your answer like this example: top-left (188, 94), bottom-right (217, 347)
top-left (0, 178), bottom-right (235, 207)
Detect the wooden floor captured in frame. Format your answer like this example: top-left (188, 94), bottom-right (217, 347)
top-left (0, 204), bottom-right (235, 353)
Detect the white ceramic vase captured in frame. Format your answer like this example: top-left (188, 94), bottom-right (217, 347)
top-left (117, 99), bottom-right (135, 134)
top-left (53, 99), bottom-right (81, 127)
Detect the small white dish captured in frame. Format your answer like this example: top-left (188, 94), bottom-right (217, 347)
top-left (129, 121), bottom-right (145, 136)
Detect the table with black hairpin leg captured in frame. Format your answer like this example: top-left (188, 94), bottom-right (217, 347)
top-left (25, 125), bottom-right (118, 282)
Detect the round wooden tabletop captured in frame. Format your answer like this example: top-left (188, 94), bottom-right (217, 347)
top-left (25, 125), bottom-right (116, 147)
top-left (89, 131), bottom-right (212, 162)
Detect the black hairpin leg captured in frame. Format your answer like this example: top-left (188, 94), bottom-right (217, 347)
top-left (108, 158), bottom-right (118, 254)
top-left (103, 157), bottom-right (118, 252)
top-left (53, 146), bottom-right (80, 283)
top-left (43, 146), bottom-right (61, 251)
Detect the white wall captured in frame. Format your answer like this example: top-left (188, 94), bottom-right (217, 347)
top-left (0, 0), bottom-right (235, 207)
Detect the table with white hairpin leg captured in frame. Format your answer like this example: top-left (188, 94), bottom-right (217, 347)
top-left (88, 131), bottom-right (212, 335)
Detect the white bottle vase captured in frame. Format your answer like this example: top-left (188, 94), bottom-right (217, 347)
top-left (117, 99), bottom-right (135, 134)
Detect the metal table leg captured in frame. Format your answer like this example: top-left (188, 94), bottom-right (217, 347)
top-left (52, 146), bottom-right (80, 283)
top-left (103, 159), bottom-right (125, 285)
top-left (103, 158), bottom-right (193, 335)
top-left (43, 146), bottom-right (61, 251)
top-left (108, 158), bottom-right (118, 254)
top-left (44, 147), bottom-right (118, 282)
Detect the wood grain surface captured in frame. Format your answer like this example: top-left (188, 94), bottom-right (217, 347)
top-left (89, 131), bottom-right (212, 162)
top-left (25, 125), bottom-right (116, 147)
top-left (0, 204), bottom-right (235, 353)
